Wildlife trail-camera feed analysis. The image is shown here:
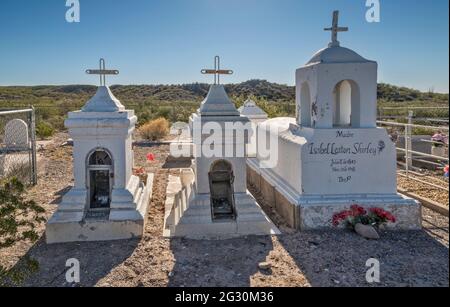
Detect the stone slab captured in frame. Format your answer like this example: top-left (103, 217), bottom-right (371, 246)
top-left (163, 174), bottom-right (280, 239)
top-left (247, 161), bottom-right (422, 231)
top-left (46, 173), bottom-right (153, 244)
top-left (46, 218), bottom-right (145, 244)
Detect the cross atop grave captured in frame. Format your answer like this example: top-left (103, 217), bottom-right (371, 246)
top-left (324, 10), bottom-right (348, 47)
top-left (201, 56), bottom-right (233, 85)
top-left (86, 58), bottom-right (119, 86)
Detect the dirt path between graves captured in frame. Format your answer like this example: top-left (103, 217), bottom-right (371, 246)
top-left (398, 174), bottom-right (449, 207)
top-left (0, 132), bottom-right (448, 287)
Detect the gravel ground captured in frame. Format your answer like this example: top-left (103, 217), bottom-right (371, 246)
top-left (398, 173), bottom-right (449, 206)
top-left (0, 133), bottom-right (448, 287)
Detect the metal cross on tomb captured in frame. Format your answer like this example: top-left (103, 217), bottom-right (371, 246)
top-left (201, 56), bottom-right (233, 85)
top-left (86, 58), bottom-right (119, 86)
top-left (324, 10), bottom-right (348, 47)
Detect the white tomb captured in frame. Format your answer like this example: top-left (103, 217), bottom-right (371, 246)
top-left (238, 99), bottom-right (268, 157)
top-left (247, 12), bottom-right (421, 230)
top-left (46, 59), bottom-right (153, 244)
top-left (164, 57), bottom-right (279, 238)
top-left (168, 122), bottom-right (194, 160)
top-left (4, 119), bottom-right (29, 149)
top-left (1, 119), bottom-right (30, 178)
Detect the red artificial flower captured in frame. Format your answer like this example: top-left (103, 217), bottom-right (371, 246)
top-left (350, 204), bottom-right (367, 216)
top-left (369, 208), bottom-right (396, 223)
top-left (146, 153), bottom-right (156, 162)
top-left (385, 212), bottom-right (397, 223)
top-left (136, 168), bottom-right (145, 174)
top-left (332, 209), bottom-right (354, 226)
top-left (333, 205), bottom-right (396, 227)
top-left (133, 167), bottom-right (145, 176)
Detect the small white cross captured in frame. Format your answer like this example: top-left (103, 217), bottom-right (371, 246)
top-left (86, 58), bottom-right (119, 86)
top-left (201, 56), bottom-right (233, 85)
top-left (324, 11), bottom-right (348, 47)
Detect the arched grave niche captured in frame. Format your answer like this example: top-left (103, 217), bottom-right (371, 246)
top-left (86, 148), bottom-right (113, 210)
top-left (208, 159), bottom-right (237, 221)
top-left (299, 82), bottom-right (312, 127)
top-left (332, 80), bottom-right (361, 128)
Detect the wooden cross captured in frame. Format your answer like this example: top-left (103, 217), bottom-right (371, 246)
top-left (324, 11), bottom-right (348, 47)
top-left (201, 56), bottom-right (233, 85)
top-left (86, 58), bottom-right (119, 86)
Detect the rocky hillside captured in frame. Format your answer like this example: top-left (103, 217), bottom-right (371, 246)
top-left (1, 80), bottom-right (447, 107)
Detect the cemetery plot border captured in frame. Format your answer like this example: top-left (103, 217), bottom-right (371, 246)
top-left (0, 108), bottom-right (37, 185)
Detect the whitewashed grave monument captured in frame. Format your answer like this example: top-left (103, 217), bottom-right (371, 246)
top-left (46, 59), bottom-right (153, 244)
top-left (164, 57), bottom-right (279, 238)
top-left (4, 119), bottom-right (29, 149)
top-left (0, 118), bottom-right (30, 177)
top-left (238, 99), bottom-right (268, 157)
top-left (247, 12), bottom-right (421, 230)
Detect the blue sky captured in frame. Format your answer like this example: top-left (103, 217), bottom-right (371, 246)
top-left (0, 0), bottom-right (448, 92)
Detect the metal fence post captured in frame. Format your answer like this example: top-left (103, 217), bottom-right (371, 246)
top-left (405, 111), bottom-right (414, 177)
top-left (30, 106), bottom-right (38, 185)
top-left (404, 123), bottom-right (409, 179)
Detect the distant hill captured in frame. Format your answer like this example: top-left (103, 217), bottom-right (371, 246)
top-left (1, 80), bottom-right (448, 138)
top-left (1, 80), bottom-right (447, 106)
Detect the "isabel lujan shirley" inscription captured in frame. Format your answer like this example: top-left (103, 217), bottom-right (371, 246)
top-left (307, 131), bottom-right (386, 184)
top-left (307, 142), bottom-right (379, 156)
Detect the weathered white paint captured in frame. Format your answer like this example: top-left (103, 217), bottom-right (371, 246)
top-left (163, 171), bottom-right (280, 239)
top-left (251, 23), bottom-right (420, 230)
top-left (4, 119), bottom-right (29, 148)
top-left (46, 86), bottom-right (153, 244)
top-left (239, 99), bottom-right (268, 157)
top-left (163, 85), bottom-right (279, 238)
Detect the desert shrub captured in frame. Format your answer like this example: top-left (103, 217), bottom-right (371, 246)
top-left (139, 117), bottom-right (170, 141)
top-left (4, 161), bottom-right (32, 184)
top-left (156, 106), bottom-right (172, 119)
top-left (0, 178), bottom-right (46, 286)
top-left (412, 127), bottom-right (436, 136)
top-left (136, 110), bottom-right (153, 126)
top-left (36, 121), bottom-right (55, 139)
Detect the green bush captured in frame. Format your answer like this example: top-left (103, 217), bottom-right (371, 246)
top-left (0, 178), bottom-right (46, 286)
top-left (36, 121), bottom-right (55, 139)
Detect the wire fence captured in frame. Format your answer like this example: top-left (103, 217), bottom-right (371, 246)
top-left (0, 108), bottom-right (37, 185)
top-left (377, 110), bottom-right (449, 193)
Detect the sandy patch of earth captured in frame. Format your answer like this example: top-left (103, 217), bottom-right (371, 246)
top-left (0, 133), bottom-right (448, 287)
top-left (398, 173), bottom-right (449, 206)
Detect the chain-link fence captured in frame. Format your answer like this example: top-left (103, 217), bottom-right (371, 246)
top-left (0, 108), bottom-right (37, 185)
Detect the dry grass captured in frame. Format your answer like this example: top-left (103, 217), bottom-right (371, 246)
top-left (138, 118), bottom-right (170, 141)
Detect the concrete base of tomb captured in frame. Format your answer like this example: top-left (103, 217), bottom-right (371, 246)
top-left (46, 174), bottom-right (154, 244)
top-left (247, 158), bottom-right (422, 230)
top-left (163, 171), bottom-right (280, 239)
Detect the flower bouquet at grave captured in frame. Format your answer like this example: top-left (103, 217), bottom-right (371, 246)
top-left (332, 205), bottom-right (396, 239)
top-left (133, 167), bottom-right (148, 183)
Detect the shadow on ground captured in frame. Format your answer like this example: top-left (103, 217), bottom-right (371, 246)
top-left (9, 236), bottom-right (139, 287)
top-left (276, 228), bottom-right (448, 287)
top-left (168, 236), bottom-right (273, 287)
top-left (162, 159), bottom-right (192, 170)
top-left (50, 186), bottom-right (72, 205)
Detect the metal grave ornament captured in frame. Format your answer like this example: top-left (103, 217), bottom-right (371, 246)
top-left (86, 58), bottom-right (119, 86)
top-left (324, 10), bottom-right (348, 47)
top-left (201, 56), bottom-right (233, 85)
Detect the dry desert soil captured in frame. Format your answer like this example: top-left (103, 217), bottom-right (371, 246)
top-left (0, 132), bottom-right (448, 287)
